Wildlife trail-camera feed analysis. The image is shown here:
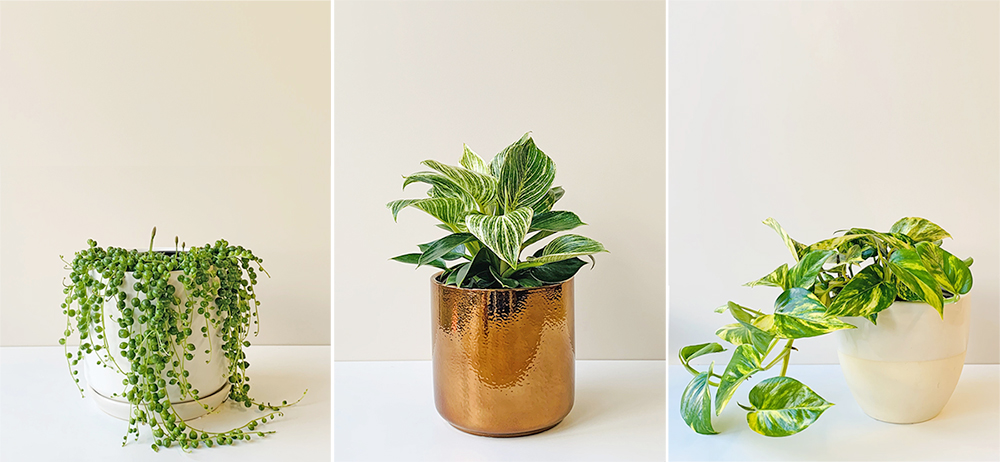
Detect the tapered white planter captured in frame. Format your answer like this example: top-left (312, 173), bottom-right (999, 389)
top-left (835, 296), bottom-right (970, 424)
top-left (83, 256), bottom-right (230, 421)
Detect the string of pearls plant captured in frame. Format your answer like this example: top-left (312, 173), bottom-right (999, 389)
top-left (59, 228), bottom-right (305, 452)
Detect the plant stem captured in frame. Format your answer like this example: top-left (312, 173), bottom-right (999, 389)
top-left (149, 227), bottom-right (157, 252)
top-left (780, 339), bottom-right (794, 376)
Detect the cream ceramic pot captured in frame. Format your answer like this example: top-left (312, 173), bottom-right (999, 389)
top-left (83, 255), bottom-right (230, 421)
top-left (835, 296), bottom-right (970, 424)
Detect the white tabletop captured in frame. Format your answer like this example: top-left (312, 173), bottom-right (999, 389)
top-left (0, 345), bottom-right (330, 461)
top-left (334, 360), bottom-right (666, 461)
top-left (668, 364), bottom-right (1000, 461)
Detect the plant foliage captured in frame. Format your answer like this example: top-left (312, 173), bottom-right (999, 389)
top-left (679, 217), bottom-right (973, 437)
top-left (60, 229), bottom-right (305, 452)
top-left (388, 133), bottom-right (607, 288)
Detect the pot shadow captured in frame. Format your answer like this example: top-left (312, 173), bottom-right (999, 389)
top-left (928, 371), bottom-right (1000, 423)
top-left (539, 364), bottom-right (665, 437)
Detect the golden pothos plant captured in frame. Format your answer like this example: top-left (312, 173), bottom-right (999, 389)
top-left (388, 133), bottom-right (607, 289)
top-left (680, 217), bottom-right (973, 437)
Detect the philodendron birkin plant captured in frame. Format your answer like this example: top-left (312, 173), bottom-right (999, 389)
top-left (679, 217), bottom-right (973, 437)
top-left (388, 132), bottom-right (607, 288)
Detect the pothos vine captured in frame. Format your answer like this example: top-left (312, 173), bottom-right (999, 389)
top-left (59, 228), bottom-right (305, 451)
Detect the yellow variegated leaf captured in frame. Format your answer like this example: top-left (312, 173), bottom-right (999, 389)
top-left (773, 288), bottom-right (855, 338)
top-left (826, 265), bottom-right (896, 317)
top-left (465, 207), bottom-right (533, 267)
top-left (746, 376), bottom-right (833, 437)
top-left (888, 248), bottom-right (944, 316)
top-left (680, 362), bottom-right (719, 435)
top-left (715, 345), bottom-right (762, 415)
top-left (915, 242), bottom-right (973, 296)
top-left (762, 218), bottom-right (806, 262)
top-left (890, 217), bottom-right (952, 243)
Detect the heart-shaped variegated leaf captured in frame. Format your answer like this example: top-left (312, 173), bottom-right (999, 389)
top-left (762, 218), bottom-right (806, 262)
top-left (890, 217), bottom-right (952, 243)
top-left (915, 242), bottom-right (972, 295)
top-left (387, 198), bottom-right (469, 227)
top-left (716, 323), bottom-right (774, 356)
top-left (460, 144), bottom-right (490, 175)
top-left (800, 234), bottom-right (864, 255)
top-left (826, 265), bottom-right (897, 317)
top-left (773, 288), bottom-right (855, 338)
top-left (525, 234), bottom-right (607, 266)
top-left (746, 376), bottom-right (833, 437)
top-left (788, 250), bottom-right (836, 289)
top-left (532, 186), bottom-right (566, 214)
top-left (715, 345), bottom-right (762, 415)
top-left (679, 342), bottom-right (725, 365)
top-left (888, 248), bottom-right (945, 316)
top-left (465, 207), bottom-right (533, 268)
top-left (488, 132), bottom-right (531, 178)
top-left (421, 160), bottom-right (498, 210)
top-left (416, 233), bottom-right (477, 268)
top-left (497, 135), bottom-right (556, 213)
top-left (529, 211), bottom-right (586, 233)
top-left (745, 264), bottom-right (789, 289)
top-left (680, 363), bottom-right (719, 435)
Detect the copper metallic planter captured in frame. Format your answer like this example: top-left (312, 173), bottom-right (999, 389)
top-left (432, 275), bottom-right (575, 437)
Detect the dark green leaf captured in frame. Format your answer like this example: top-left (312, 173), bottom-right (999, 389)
top-left (489, 267), bottom-right (518, 288)
top-left (390, 253), bottom-right (448, 270)
top-left (512, 257), bottom-right (588, 284)
top-left (746, 376), bottom-right (833, 437)
top-left (417, 233), bottom-right (477, 268)
top-left (529, 211), bottom-right (586, 232)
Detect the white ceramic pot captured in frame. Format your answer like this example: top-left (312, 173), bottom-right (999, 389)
top-left (84, 256), bottom-right (230, 421)
top-left (835, 296), bottom-right (970, 424)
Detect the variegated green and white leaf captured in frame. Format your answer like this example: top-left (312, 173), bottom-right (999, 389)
top-left (489, 132), bottom-right (532, 178)
top-left (421, 160), bottom-right (498, 209)
top-left (402, 172), bottom-right (477, 207)
top-left (529, 211), bottom-right (586, 232)
top-left (716, 323), bottom-right (774, 356)
top-left (788, 250), bottom-right (837, 289)
top-left (533, 186), bottom-right (566, 214)
top-left (890, 217), bottom-right (952, 243)
top-left (826, 265), bottom-right (896, 317)
top-left (773, 288), bottom-right (855, 338)
top-left (498, 135), bottom-right (556, 213)
top-left (680, 363), bottom-right (719, 435)
top-left (762, 218), bottom-right (806, 262)
top-left (460, 144), bottom-right (490, 175)
top-left (915, 242), bottom-right (973, 295)
top-left (888, 248), bottom-right (945, 316)
top-left (387, 197), bottom-right (469, 226)
top-left (745, 264), bottom-right (789, 290)
top-left (715, 345), bottom-right (762, 415)
top-left (746, 376), bottom-right (833, 437)
top-left (679, 342), bottom-right (726, 365)
top-left (524, 234), bottom-right (607, 265)
top-left (521, 230), bottom-right (555, 250)
top-left (801, 235), bottom-right (865, 255)
top-left (465, 207), bottom-right (533, 268)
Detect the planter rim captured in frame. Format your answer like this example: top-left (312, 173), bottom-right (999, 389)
top-left (431, 272), bottom-right (572, 293)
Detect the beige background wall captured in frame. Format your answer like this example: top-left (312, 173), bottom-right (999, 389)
top-left (334, 0), bottom-right (666, 361)
top-left (0, 1), bottom-right (331, 346)
top-left (670, 1), bottom-right (1000, 364)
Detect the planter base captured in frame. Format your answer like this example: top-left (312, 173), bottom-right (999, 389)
top-left (89, 382), bottom-right (232, 422)
top-left (449, 420), bottom-right (563, 438)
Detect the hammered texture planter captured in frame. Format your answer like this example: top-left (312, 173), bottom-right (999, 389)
top-left (431, 275), bottom-right (575, 437)
top-left (835, 296), bottom-right (970, 424)
top-left (84, 265), bottom-right (230, 421)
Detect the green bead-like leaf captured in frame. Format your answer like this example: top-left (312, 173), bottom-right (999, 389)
top-left (460, 144), bottom-right (490, 175)
top-left (417, 233), bottom-right (477, 268)
top-left (680, 363), bottom-right (719, 435)
top-left (715, 345), bottom-right (762, 415)
top-left (529, 211), bottom-right (586, 233)
top-left (762, 218), bottom-right (806, 262)
top-left (679, 342), bottom-right (726, 365)
top-left (716, 323), bottom-right (774, 355)
top-left (915, 242), bottom-right (972, 295)
top-left (826, 265), bottom-right (897, 317)
top-left (888, 248), bottom-right (945, 316)
top-left (390, 253), bottom-right (448, 270)
top-left (465, 207), bottom-right (533, 268)
top-left (890, 217), bottom-right (952, 243)
top-left (746, 376), bottom-right (833, 437)
top-left (497, 134), bottom-right (556, 213)
top-left (745, 264), bottom-right (789, 289)
top-left (788, 250), bottom-right (836, 289)
top-left (525, 234), bottom-right (607, 265)
top-left (773, 288), bottom-right (855, 338)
